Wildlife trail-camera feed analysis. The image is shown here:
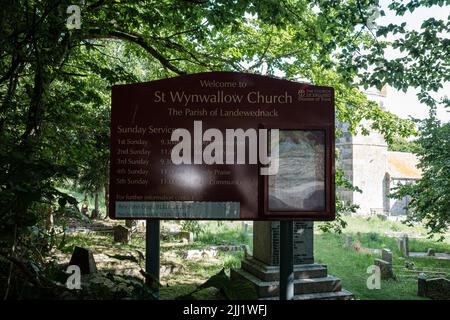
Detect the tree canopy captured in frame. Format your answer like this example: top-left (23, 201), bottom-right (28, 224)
top-left (392, 108), bottom-right (450, 238)
top-left (0, 0), bottom-right (449, 297)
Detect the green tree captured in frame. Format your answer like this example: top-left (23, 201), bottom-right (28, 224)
top-left (0, 0), bottom-right (447, 297)
top-left (388, 137), bottom-right (419, 153)
top-left (392, 107), bottom-right (450, 238)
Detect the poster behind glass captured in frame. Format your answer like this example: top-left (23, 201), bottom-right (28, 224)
top-left (268, 130), bottom-right (325, 211)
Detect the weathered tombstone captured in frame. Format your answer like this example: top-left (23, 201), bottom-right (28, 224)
top-left (426, 278), bottom-right (450, 300)
top-left (418, 273), bottom-right (427, 297)
top-left (345, 235), bottom-right (353, 249)
top-left (179, 231), bottom-right (194, 242)
top-left (426, 248), bottom-right (435, 257)
top-left (374, 258), bottom-right (395, 280)
top-left (231, 221), bottom-right (354, 299)
top-left (68, 246), bottom-right (97, 275)
top-left (253, 221), bottom-right (314, 266)
top-left (396, 237), bottom-right (403, 252)
top-left (418, 277), bottom-right (450, 300)
top-left (381, 249), bottom-right (393, 264)
top-left (402, 234), bottom-right (409, 257)
top-left (114, 225), bottom-right (131, 244)
top-left (397, 235), bottom-right (409, 257)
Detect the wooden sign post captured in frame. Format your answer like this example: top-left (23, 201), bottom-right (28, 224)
top-left (109, 72), bottom-right (336, 299)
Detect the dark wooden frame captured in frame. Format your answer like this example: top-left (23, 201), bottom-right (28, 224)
top-left (258, 124), bottom-right (335, 220)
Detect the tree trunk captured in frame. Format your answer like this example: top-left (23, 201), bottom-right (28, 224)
top-left (104, 182), bottom-right (109, 218)
top-left (91, 192), bottom-right (99, 219)
top-left (45, 206), bottom-right (54, 231)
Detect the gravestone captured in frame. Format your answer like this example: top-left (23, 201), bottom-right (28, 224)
top-left (402, 235), bottom-right (409, 256)
top-left (374, 259), bottom-right (394, 280)
top-left (426, 248), bottom-right (435, 257)
top-left (345, 235), bottom-right (353, 249)
top-left (418, 273), bottom-right (427, 297)
top-left (397, 235), bottom-right (409, 257)
top-left (253, 221), bottom-right (314, 266)
top-left (114, 225), bottom-right (131, 243)
top-left (68, 246), bottom-right (97, 275)
top-left (231, 221), bottom-right (354, 300)
top-left (381, 249), bottom-right (393, 264)
top-left (375, 248), bottom-right (394, 279)
top-left (179, 231), bottom-right (194, 242)
top-left (418, 276), bottom-right (450, 300)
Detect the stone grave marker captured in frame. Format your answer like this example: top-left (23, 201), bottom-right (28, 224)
top-left (374, 258), bottom-right (394, 280)
top-left (114, 225), bottom-right (131, 244)
top-left (381, 249), bottom-right (393, 264)
top-left (179, 231), bottom-right (194, 242)
top-left (253, 221), bottom-right (314, 266)
top-left (231, 221), bottom-right (354, 300)
top-left (68, 246), bottom-right (97, 275)
top-left (418, 273), bottom-right (427, 297)
top-left (402, 235), bottom-right (409, 256)
top-left (345, 235), bottom-right (353, 249)
top-left (418, 276), bottom-right (450, 300)
top-left (397, 235), bottom-right (409, 257)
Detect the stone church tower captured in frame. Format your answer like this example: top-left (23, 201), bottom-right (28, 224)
top-left (336, 88), bottom-right (388, 215)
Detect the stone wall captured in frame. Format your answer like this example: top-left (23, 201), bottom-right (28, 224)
top-left (336, 89), bottom-right (389, 215)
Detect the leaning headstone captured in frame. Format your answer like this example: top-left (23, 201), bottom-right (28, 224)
top-left (381, 249), bottom-right (393, 264)
top-left (426, 248), bottom-right (435, 257)
top-left (374, 258), bottom-right (395, 280)
top-left (345, 235), bottom-right (353, 249)
top-left (68, 246), bottom-right (97, 275)
top-left (114, 225), bottom-right (131, 244)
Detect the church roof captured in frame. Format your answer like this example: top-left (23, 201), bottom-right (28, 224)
top-left (387, 151), bottom-right (422, 179)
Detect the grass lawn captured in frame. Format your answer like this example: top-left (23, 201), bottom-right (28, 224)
top-left (315, 216), bottom-right (450, 300)
top-left (58, 216), bottom-right (449, 300)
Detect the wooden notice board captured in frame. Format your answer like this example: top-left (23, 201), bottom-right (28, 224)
top-left (109, 72), bottom-right (335, 220)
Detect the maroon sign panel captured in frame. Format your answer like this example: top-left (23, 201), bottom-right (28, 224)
top-left (110, 72), bottom-right (335, 220)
